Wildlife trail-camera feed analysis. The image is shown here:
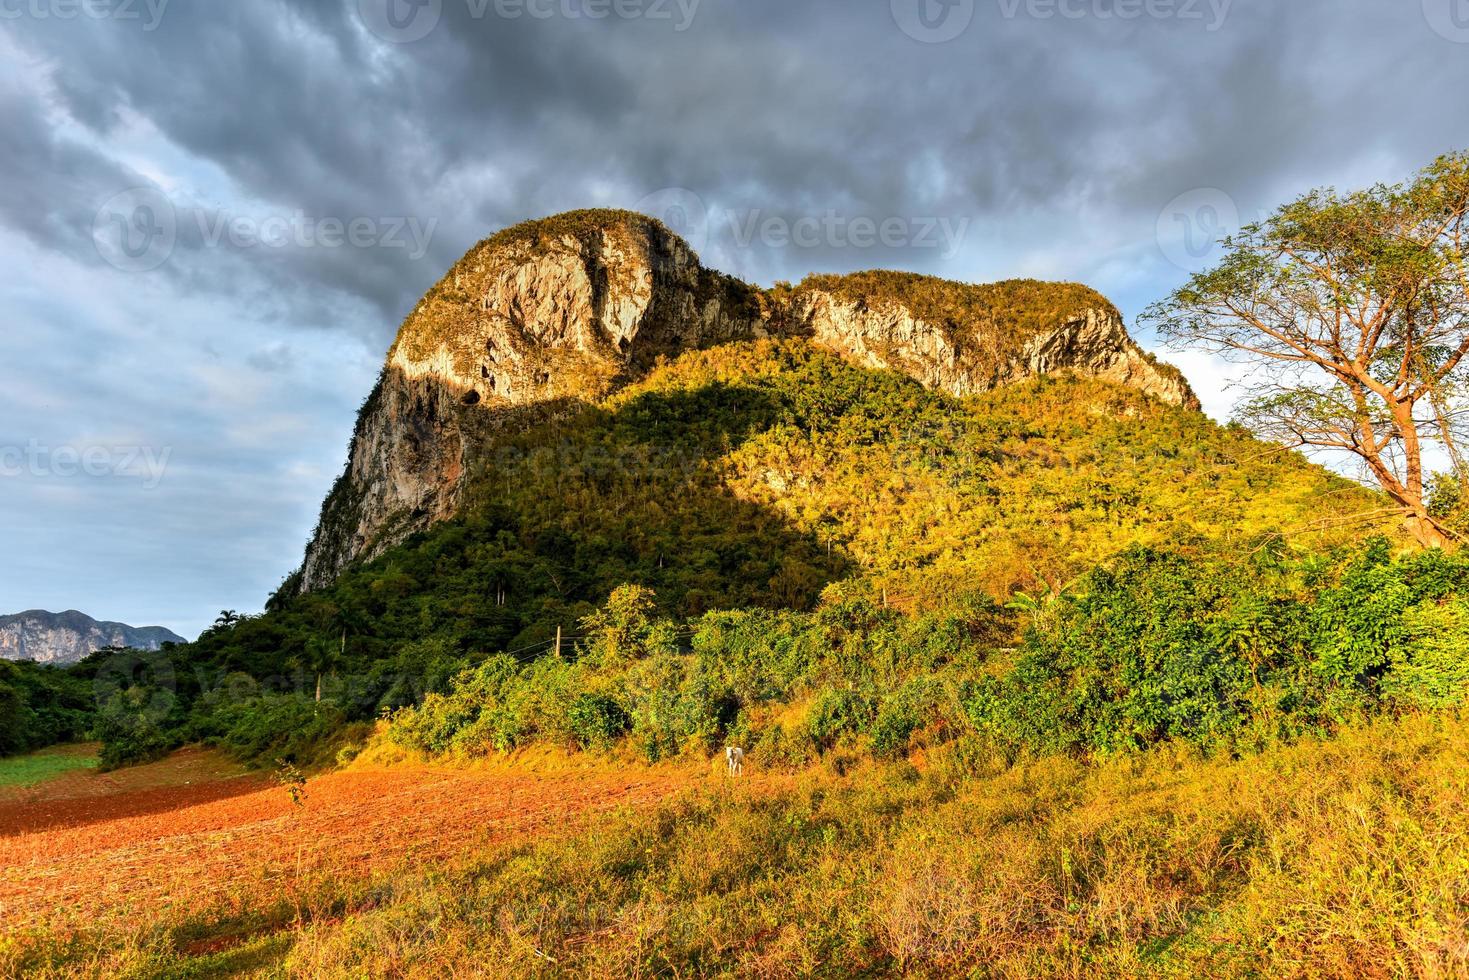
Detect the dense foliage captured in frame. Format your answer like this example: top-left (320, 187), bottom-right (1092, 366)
top-left (76, 341), bottom-right (1399, 768)
top-left (383, 540), bottom-right (1469, 767)
top-left (0, 659), bottom-right (94, 756)
top-left (386, 583), bottom-right (1005, 764)
top-left (969, 541), bottom-right (1469, 755)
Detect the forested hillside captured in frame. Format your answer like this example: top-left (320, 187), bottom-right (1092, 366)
top-left (87, 339), bottom-right (1412, 769)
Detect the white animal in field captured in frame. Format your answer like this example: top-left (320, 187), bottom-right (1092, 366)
top-left (725, 746), bottom-right (745, 776)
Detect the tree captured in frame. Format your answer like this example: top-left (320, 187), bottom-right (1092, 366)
top-left (1144, 151), bottom-right (1469, 548)
top-left (299, 596), bottom-right (362, 702)
top-left (304, 636), bottom-right (339, 703)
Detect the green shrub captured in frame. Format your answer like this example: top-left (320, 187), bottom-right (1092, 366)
top-left (95, 685), bottom-right (181, 770)
top-left (807, 687), bottom-right (876, 749)
top-left (870, 703), bottom-right (919, 757)
top-left (1384, 598), bottom-right (1469, 708)
top-left (201, 692), bottom-right (345, 765)
top-left (566, 693), bottom-right (630, 750)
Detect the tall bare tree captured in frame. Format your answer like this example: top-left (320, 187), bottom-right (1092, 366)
top-left (1144, 152), bottom-right (1469, 548)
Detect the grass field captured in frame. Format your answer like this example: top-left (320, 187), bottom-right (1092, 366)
top-left (0, 744), bottom-right (98, 790)
top-left (4, 713), bottom-right (1469, 977)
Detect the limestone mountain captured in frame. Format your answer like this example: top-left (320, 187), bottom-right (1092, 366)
top-left (297, 209), bottom-right (1197, 592)
top-left (0, 610), bottom-right (184, 665)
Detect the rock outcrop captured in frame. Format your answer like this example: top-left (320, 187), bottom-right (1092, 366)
top-left (0, 610), bottom-right (184, 665)
top-left (298, 211), bottom-right (765, 591)
top-left (296, 209), bottom-right (1198, 592)
top-left (784, 273), bottom-right (1197, 406)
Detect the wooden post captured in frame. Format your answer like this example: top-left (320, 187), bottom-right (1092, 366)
top-left (555, 625), bottom-right (562, 658)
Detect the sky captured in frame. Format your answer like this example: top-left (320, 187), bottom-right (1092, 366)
top-left (2, 0), bottom-right (1467, 639)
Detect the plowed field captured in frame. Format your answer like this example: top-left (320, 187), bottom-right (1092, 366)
top-left (0, 749), bottom-right (691, 931)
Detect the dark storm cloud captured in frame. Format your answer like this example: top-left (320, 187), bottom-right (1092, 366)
top-left (8, 0), bottom-right (1468, 332)
top-left (3, 0), bottom-right (1469, 633)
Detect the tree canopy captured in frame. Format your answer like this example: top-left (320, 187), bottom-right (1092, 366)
top-left (1145, 151), bottom-right (1469, 547)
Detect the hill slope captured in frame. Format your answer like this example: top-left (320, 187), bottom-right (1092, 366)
top-left (86, 211), bottom-right (1400, 770)
top-left (171, 339), bottom-right (1383, 725)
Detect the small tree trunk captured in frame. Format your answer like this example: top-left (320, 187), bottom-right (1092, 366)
top-left (316, 672), bottom-right (322, 703)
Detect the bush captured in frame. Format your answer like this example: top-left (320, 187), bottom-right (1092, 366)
top-left (0, 660), bottom-right (98, 758)
top-left (968, 541), bottom-right (1469, 756)
top-left (95, 686), bottom-right (181, 770)
top-left (807, 688), bottom-right (876, 749)
top-left (1384, 598), bottom-right (1469, 707)
top-left (200, 692), bottom-right (346, 765)
top-left (870, 703), bottom-right (919, 757)
top-left (566, 693), bottom-right (630, 750)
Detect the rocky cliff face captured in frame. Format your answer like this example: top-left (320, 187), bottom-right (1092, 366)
top-left (783, 274), bottom-right (1197, 406)
top-left (0, 610), bottom-right (184, 665)
top-left (298, 211), bottom-right (766, 590)
top-left (296, 209), bottom-right (1198, 592)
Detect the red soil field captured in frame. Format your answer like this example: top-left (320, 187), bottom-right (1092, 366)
top-left (0, 751), bottom-right (691, 932)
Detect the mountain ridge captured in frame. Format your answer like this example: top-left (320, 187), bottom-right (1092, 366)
top-left (0, 610), bottom-right (185, 665)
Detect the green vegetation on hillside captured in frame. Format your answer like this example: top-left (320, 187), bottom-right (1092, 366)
top-left (0, 659), bottom-right (94, 757)
top-left (83, 340), bottom-right (1400, 770)
top-left (385, 539), bottom-right (1469, 768)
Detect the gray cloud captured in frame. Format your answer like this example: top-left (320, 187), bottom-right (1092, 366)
top-left (1, 0), bottom-right (1467, 632)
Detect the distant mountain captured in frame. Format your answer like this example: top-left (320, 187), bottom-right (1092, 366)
top-left (0, 610), bottom-right (185, 665)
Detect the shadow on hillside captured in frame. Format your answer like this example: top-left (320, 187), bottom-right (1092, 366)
top-left (287, 371), bottom-right (860, 660)
top-left (456, 379), bottom-right (858, 612)
top-left (0, 771), bottom-right (272, 837)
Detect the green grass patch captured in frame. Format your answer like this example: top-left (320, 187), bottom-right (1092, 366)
top-left (0, 744), bottom-right (99, 788)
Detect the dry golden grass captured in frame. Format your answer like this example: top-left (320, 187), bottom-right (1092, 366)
top-left (6, 713), bottom-right (1469, 978)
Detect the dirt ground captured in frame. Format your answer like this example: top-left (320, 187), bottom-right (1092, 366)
top-left (0, 748), bottom-right (692, 931)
